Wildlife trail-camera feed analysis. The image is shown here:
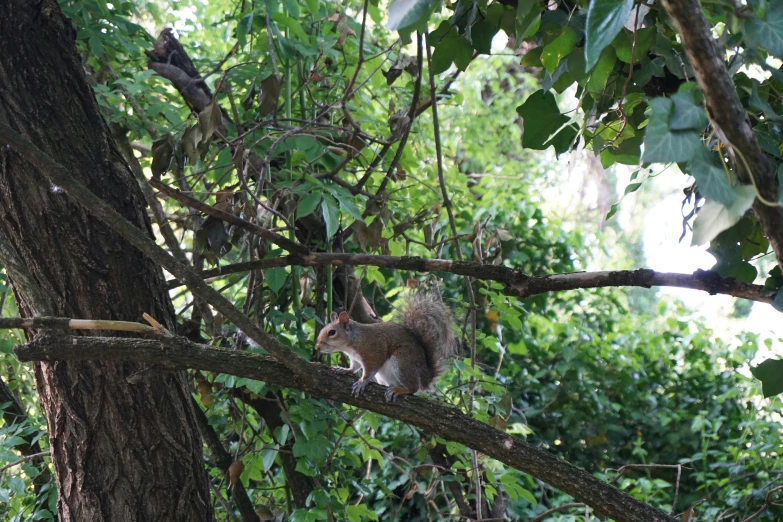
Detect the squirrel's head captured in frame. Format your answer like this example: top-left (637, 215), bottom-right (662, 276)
top-left (315, 311), bottom-right (353, 353)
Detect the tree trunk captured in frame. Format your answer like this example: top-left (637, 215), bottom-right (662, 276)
top-left (0, 2), bottom-right (213, 521)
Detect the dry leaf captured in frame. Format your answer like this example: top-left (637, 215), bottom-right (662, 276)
top-left (228, 460), bottom-right (244, 486)
top-left (198, 96), bottom-right (223, 145)
top-left (258, 74), bottom-right (282, 118)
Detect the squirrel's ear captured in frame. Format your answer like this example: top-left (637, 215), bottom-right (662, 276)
top-left (338, 312), bottom-right (350, 326)
top-left (330, 312), bottom-right (338, 322)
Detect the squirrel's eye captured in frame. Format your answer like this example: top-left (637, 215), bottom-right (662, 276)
top-left (328, 329), bottom-right (336, 336)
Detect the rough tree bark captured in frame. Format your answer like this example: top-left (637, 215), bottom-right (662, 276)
top-left (0, 2), bottom-right (212, 520)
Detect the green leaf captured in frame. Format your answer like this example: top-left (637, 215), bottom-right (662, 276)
top-left (744, 4), bottom-right (783, 58)
top-left (542, 27), bottom-right (578, 73)
top-left (584, 0), bottom-right (634, 70)
top-left (691, 185), bottom-right (756, 246)
top-left (346, 505), bottom-right (379, 522)
top-left (689, 145), bottom-right (736, 207)
top-left (749, 81), bottom-right (782, 121)
top-left (624, 182), bottom-right (642, 195)
top-left (641, 97), bottom-right (701, 163)
top-left (545, 122), bottom-right (579, 156)
top-left (452, 36), bottom-right (474, 71)
top-left (266, 267), bottom-right (288, 294)
top-left (322, 194), bottom-right (340, 239)
top-left (89, 36), bottom-right (105, 57)
top-left (332, 192), bottom-right (364, 221)
top-left (670, 91), bottom-right (708, 131)
top-left (613, 27), bottom-right (655, 63)
top-left (296, 193), bottom-right (322, 219)
top-left (714, 260), bottom-right (758, 283)
top-left (386, 0), bottom-right (438, 31)
top-left (517, 90), bottom-right (570, 150)
top-left (516, 0), bottom-right (542, 40)
top-left (292, 435), bottom-right (332, 464)
top-left (751, 359), bottom-right (783, 397)
top-left (586, 46), bottom-right (616, 94)
top-left (236, 12), bottom-right (254, 49)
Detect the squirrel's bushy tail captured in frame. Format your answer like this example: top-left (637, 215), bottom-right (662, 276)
top-left (398, 292), bottom-right (455, 383)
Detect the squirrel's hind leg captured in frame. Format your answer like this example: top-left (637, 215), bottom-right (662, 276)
top-left (384, 386), bottom-right (416, 402)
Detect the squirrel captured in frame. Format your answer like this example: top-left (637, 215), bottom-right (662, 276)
top-left (315, 292), bottom-right (454, 402)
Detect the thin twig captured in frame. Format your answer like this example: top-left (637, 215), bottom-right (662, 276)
top-left (0, 451), bottom-right (51, 473)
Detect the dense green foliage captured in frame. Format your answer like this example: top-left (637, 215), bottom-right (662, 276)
top-left (1, 0), bottom-right (783, 521)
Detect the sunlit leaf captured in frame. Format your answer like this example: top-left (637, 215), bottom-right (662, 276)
top-left (585, 0), bottom-right (634, 70)
top-left (691, 185), bottom-right (756, 246)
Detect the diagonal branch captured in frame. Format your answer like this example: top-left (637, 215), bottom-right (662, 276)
top-left (660, 0), bottom-right (783, 270)
top-left (148, 177), bottom-right (308, 256)
top-left (15, 334), bottom-right (677, 522)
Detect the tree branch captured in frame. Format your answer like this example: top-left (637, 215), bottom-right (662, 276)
top-left (14, 333), bottom-right (676, 522)
top-left (148, 177), bottom-right (308, 256)
top-left (660, 0), bottom-right (783, 270)
top-left (169, 254), bottom-right (773, 305)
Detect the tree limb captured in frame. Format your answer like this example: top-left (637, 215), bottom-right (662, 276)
top-left (169, 254), bottom-right (773, 305)
top-left (15, 334), bottom-right (676, 522)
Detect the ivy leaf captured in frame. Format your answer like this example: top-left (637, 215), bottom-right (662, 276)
top-left (691, 185), bottom-right (756, 247)
top-left (517, 90), bottom-right (570, 150)
top-left (545, 122), bottom-right (579, 156)
top-left (750, 359), bottom-right (783, 397)
top-left (670, 91), bottom-right (708, 131)
top-left (641, 97), bottom-right (701, 163)
top-left (714, 260), bottom-right (757, 283)
top-left (749, 81), bottom-right (782, 121)
top-left (542, 27), bottom-right (577, 73)
top-left (584, 0), bottom-right (634, 70)
top-left (744, 3), bottom-right (783, 59)
top-left (386, 0), bottom-right (437, 31)
top-left (321, 194), bottom-right (340, 239)
top-left (689, 145), bottom-right (736, 207)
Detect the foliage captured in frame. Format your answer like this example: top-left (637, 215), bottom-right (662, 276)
top-left (1, 0), bottom-right (783, 521)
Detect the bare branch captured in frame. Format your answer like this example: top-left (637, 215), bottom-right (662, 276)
top-left (0, 451), bottom-right (51, 474)
top-left (168, 253), bottom-right (773, 305)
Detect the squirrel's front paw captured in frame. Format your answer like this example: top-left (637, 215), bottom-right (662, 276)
top-left (351, 379), bottom-right (368, 397)
top-left (333, 367), bottom-right (354, 375)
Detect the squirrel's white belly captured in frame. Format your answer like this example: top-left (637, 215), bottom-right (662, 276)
top-left (375, 356), bottom-right (401, 387)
